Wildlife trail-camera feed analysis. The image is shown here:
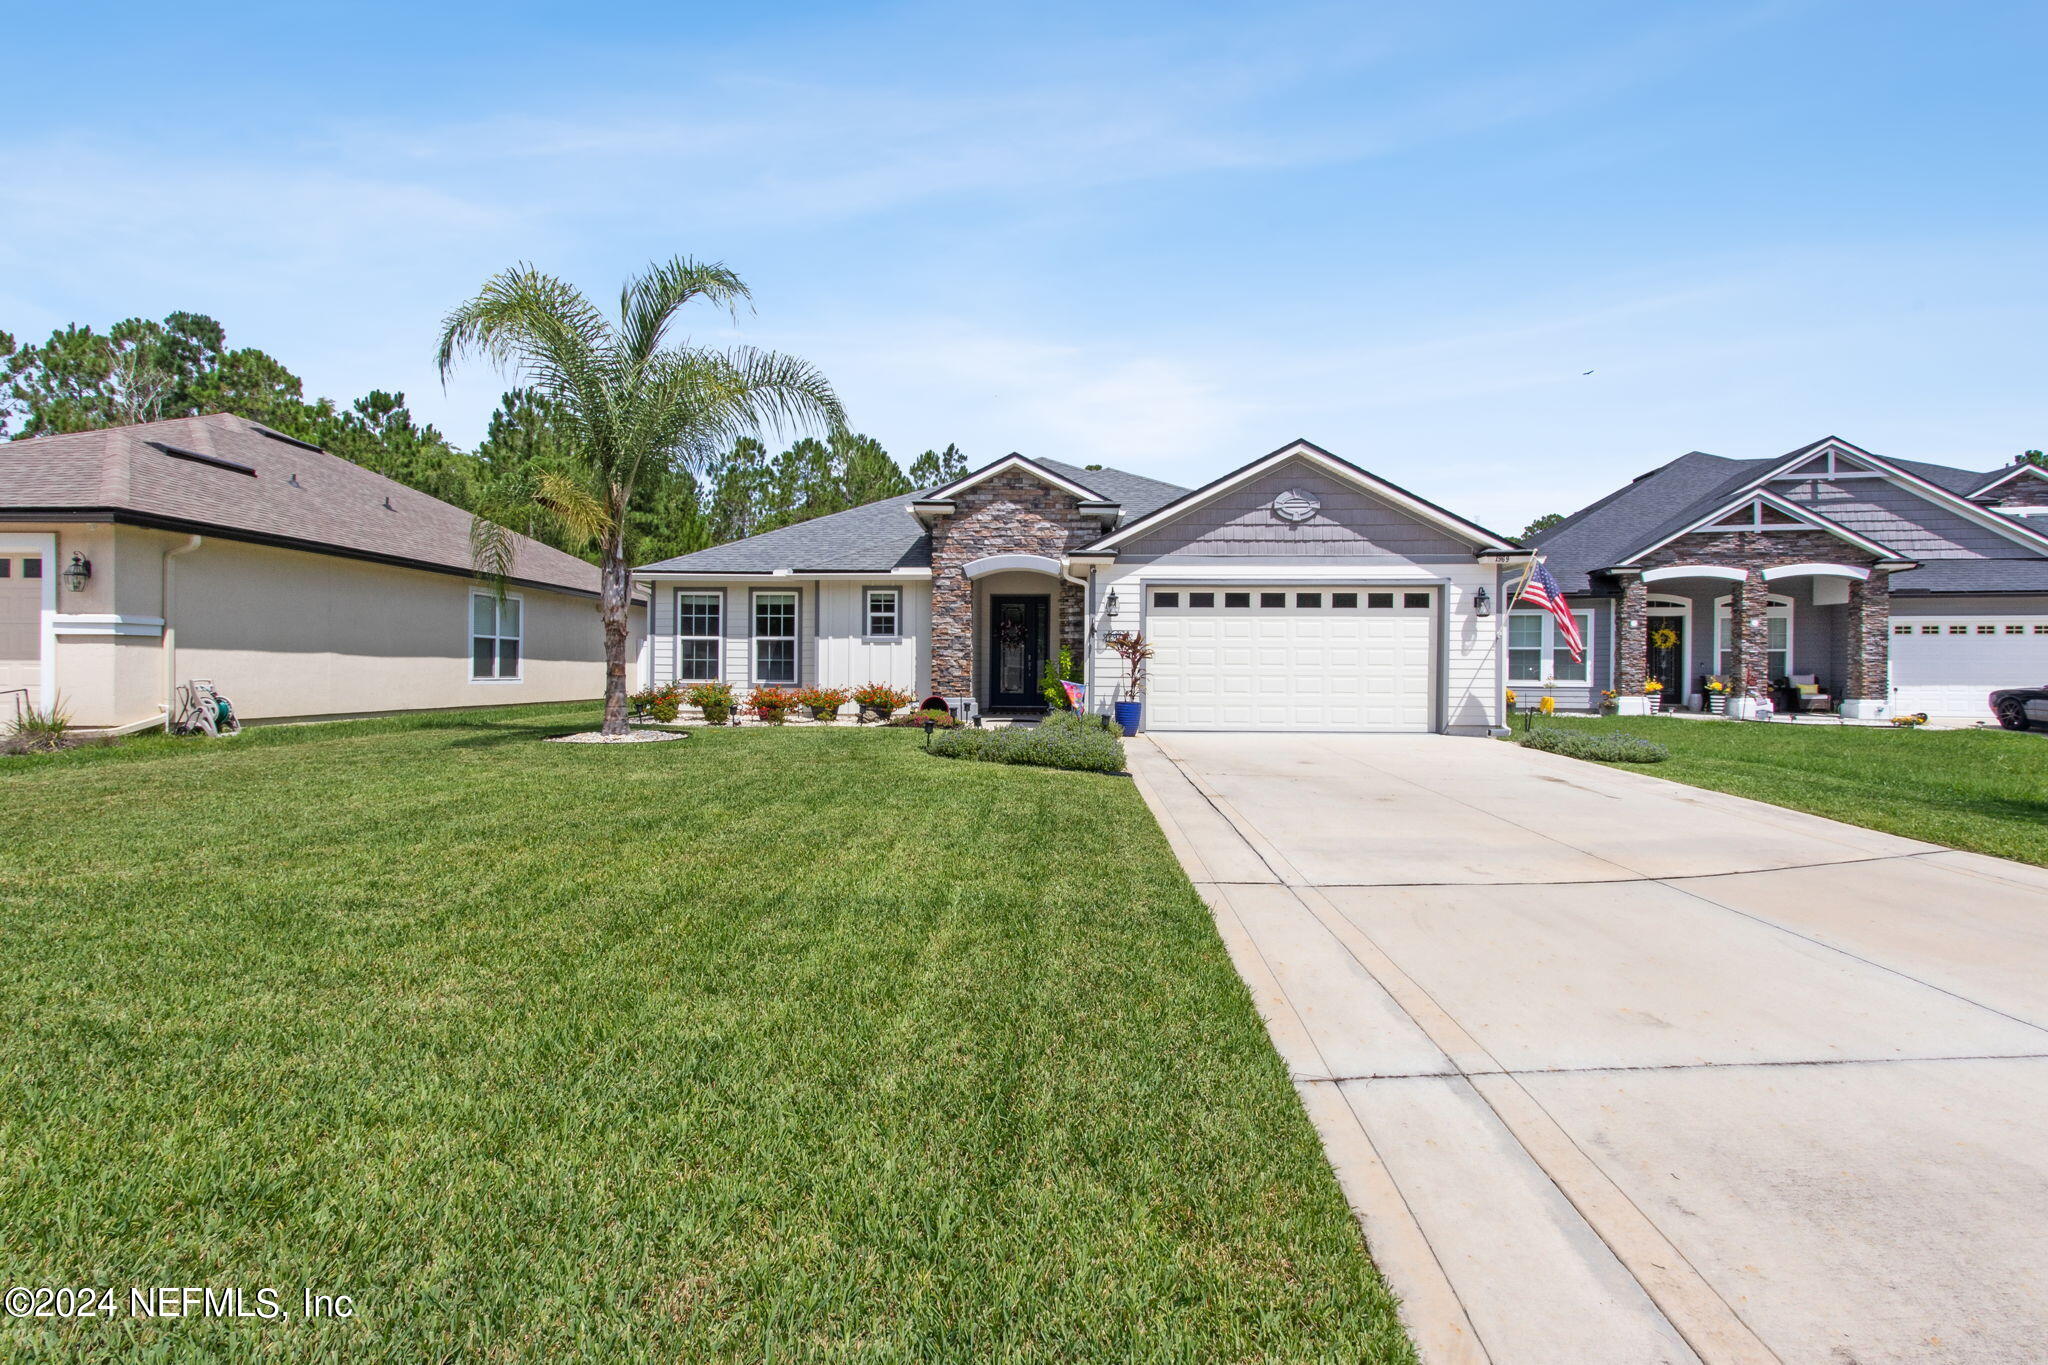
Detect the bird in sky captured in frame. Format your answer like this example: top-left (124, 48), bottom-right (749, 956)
top-left (1582, 369), bottom-right (1595, 375)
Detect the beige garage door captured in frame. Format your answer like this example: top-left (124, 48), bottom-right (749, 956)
top-left (0, 553), bottom-right (44, 720)
top-left (1142, 585), bottom-right (1436, 731)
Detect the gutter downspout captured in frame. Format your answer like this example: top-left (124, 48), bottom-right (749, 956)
top-left (161, 535), bottom-right (204, 729)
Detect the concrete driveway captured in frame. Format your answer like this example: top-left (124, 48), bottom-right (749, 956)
top-left (1131, 733), bottom-right (2048, 1365)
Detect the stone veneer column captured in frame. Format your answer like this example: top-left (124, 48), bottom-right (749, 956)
top-left (929, 561), bottom-right (974, 696)
top-left (1058, 581), bottom-right (1086, 663)
top-left (1616, 577), bottom-right (1649, 694)
top-left (1842, 570), bottom-right (1891, 703)
top-left (1728, 572), bottom-right (1770, 697)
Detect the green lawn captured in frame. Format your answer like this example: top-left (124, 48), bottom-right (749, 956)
top-left (0, 705), bottom-right (1409, 1364)
top-left (1516, 715), bottom-right (2048, 865)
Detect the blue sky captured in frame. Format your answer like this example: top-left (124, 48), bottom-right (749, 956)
top-left (6, 0), bottom-right (2044, 530)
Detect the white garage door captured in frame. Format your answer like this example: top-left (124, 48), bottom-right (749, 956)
top-left (1889, 617), bottom-right (2048, 717)
top-left (1143, 586), bottom-right (1436, 731)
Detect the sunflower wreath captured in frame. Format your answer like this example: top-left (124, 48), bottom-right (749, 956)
top-left (1649, 626), bottom-right (1680, 651)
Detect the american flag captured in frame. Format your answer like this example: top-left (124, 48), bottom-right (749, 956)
top-left (1515, 562), bottom-right (1583, 662)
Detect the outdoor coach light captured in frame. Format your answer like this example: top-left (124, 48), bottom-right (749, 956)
top-left (1473, 586), bottom-right (1492, 617)
top-left (62, 552), bottom-right (92, 593)
top-left (1105, 589), bottom-right (1120, 617)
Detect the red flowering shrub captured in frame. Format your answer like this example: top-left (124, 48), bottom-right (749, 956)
top-left (750, 685), bottom-right (801, 724)
top-left (851, 683), bottom-right (914, 719)
top-left (794, 686), bottom-right (851, 721)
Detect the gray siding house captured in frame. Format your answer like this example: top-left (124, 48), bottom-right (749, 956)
top-left (636, 441), bottom-right (1531, 733)
top-left (1529, 438), bottom-right (2048, 718)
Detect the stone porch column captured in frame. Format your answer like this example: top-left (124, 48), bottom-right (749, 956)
top-left (1728, 573), bottom-right (1770, 698)
top-left (1616, 577), bottom-right (1648, 694)
top-left (930, 566), bottom-right (974, 696)
top-left (1842, 571), bottom-right (1891, 711)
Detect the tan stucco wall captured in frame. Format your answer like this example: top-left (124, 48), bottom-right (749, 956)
top-left (14, 521), bottom-right (636, 728)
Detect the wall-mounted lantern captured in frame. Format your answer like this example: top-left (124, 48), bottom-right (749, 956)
top-left (1473, 586), bottom-right (1492, 617)
top-left (1105, 589), bottom-right (1120, 617)
top-left (62, 552), bottom-right (92, 593)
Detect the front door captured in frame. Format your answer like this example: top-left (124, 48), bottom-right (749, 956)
top-left (987, 595), bottom-right (1050, 709)
top-left (1646, 614), bottom-right (1686, 701)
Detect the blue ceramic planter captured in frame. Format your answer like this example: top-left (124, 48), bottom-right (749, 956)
top-left (1113, 701), bottom-right (1143, 737)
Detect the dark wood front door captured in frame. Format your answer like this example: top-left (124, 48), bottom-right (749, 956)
top-left (987, 595), bottom-right (1050, 709)
top-left (1647, 614), bottom-right (1686, 700)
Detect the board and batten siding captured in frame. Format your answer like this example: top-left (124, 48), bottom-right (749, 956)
top-left (646, 579), bottom-right (929, 696)
top-left (1085, 560), bottom-right (1504, 734)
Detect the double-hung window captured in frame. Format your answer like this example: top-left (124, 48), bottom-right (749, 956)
top-left (1507, 610), bottom-right (1591, 684)
top-left (753, 591), bottom-right (798, 684)
top-left (675, 591), bottom-right (722, 682)
top-left (470, 592), bottom-right (522, 681)
top-left (864, 587), bottom-right (900, 639)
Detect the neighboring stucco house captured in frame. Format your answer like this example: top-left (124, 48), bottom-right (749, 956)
top-left (635, 441), bottom-right (1528, 733)
top-left (1528, 437), bottom-right (2048, 718)
top-left (0, 413), bottom-right (641, 732)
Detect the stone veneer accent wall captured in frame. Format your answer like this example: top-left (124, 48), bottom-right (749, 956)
top-left (1621, 530), bottom-right (1887, 701)
top-left (928, 470), bottom-right (1102, 697)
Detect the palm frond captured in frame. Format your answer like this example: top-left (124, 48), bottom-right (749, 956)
top-left (617, 256), bottom-right (752, 367)
top-left (631, 345), bottom-right (845, 473)
top-left (468, 516), bottom-right (518, 595)
top-left (533, 468), bottom-right (613, 551)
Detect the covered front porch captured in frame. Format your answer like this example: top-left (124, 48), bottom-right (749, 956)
top-left (929, 553), bottom-right (1087, 717)
top-left (1615, 562), bottom-right (1893, 718)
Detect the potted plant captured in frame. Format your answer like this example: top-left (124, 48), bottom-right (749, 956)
top-left (1598, 689), bottom-right (1620, 715)
top-left (1104, 630), bottom-right (1153, 736)
top-left (685, 680), bottom-right (736, 725)
top-left (750, 684), bottom-right (800, 725)
top-left (1643, 678), bottom-right (1664, 713)
top-left (795, 685), bottom-right (851, 722)
top-left (852, 682), bottom-right (914, 723)
top-left (1705, 675), bottom-right (1729, 715)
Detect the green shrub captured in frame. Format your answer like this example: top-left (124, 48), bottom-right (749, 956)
top-left (927, 711), bottom-right (1125, 774)
top-left (1517, 726), bottom-right (1670, 764)
top-left (885, 708), bottom-right (959, 729)
top-left (685, 680), bottom-right (735, 724)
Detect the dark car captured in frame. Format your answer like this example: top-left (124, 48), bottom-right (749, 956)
top-left (1990, 685), bottom-right (2048, 730)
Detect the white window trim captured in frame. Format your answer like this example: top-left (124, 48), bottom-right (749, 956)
top-left (750, 588), bottom-right (800, 686)
top-left (1507, 609), bottom-right (1593, 685)
top-left (0, 533), bottom-right (57, 711)
top-left (863, 585), bottom-right (902, 641)
top-left (1713, 594), bottom-right (1794, 680)
top-left (673, 588), bottom-right (724, 683)
top-left (469, 590), bottom-right (525, 684)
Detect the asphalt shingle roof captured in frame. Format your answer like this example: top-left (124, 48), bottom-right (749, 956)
top-left (1890, 558), bottom-right (2048, 594)
top-left (636, 457), bottom-right (1188, 574)
top-left (0, 413), bottom-right (604, 595)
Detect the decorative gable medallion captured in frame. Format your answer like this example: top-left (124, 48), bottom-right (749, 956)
top-left (1270, 488), bottom-right (1321, 523)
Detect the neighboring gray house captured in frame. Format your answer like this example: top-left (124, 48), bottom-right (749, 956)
top-left (1528, 437), bottom-right (2048, 718)
top-left (635, 441), bottom-right (1530, 733)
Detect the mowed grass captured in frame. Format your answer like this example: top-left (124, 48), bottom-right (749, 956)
top-left (1517, 715), bottom-right (2048, 865)
top-left (0, 705), bottom-right (1410, 1364)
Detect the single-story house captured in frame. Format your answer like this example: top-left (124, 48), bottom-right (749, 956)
top-left (1528, 437), bottom-right (2048, 718)
top-left (635, 441), bottom-right (1530, 733)
top-left (0, 413), bottom-right (641, 732)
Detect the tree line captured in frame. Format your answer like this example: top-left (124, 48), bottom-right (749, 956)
top-left (0, 311), bottom-right (968, 564)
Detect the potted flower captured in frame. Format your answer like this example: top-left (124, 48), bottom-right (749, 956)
top-left (1104, 630), bottom-right (1154, 736)
top-left (750, 684), bottom-right (800, 725)
top-left (1643, 678), bottom-right (1664, 712)
top-left (852, 682), bottom-right (914, 723)
top-left (795, 685), bottom-right (851, 723)
top-left (1598, 688), bottom-right (1620, 715)
top-left (685, 680), bottom-right (736, 725)
top-left (1705, 676), bottom-right (1729, 715)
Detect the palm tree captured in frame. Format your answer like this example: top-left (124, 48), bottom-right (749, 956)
top-left (439, 259), bottom-right (844, 735)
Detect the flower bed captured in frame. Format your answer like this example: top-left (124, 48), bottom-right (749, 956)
top-left (926, 712), bottom-right (1125, 774)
